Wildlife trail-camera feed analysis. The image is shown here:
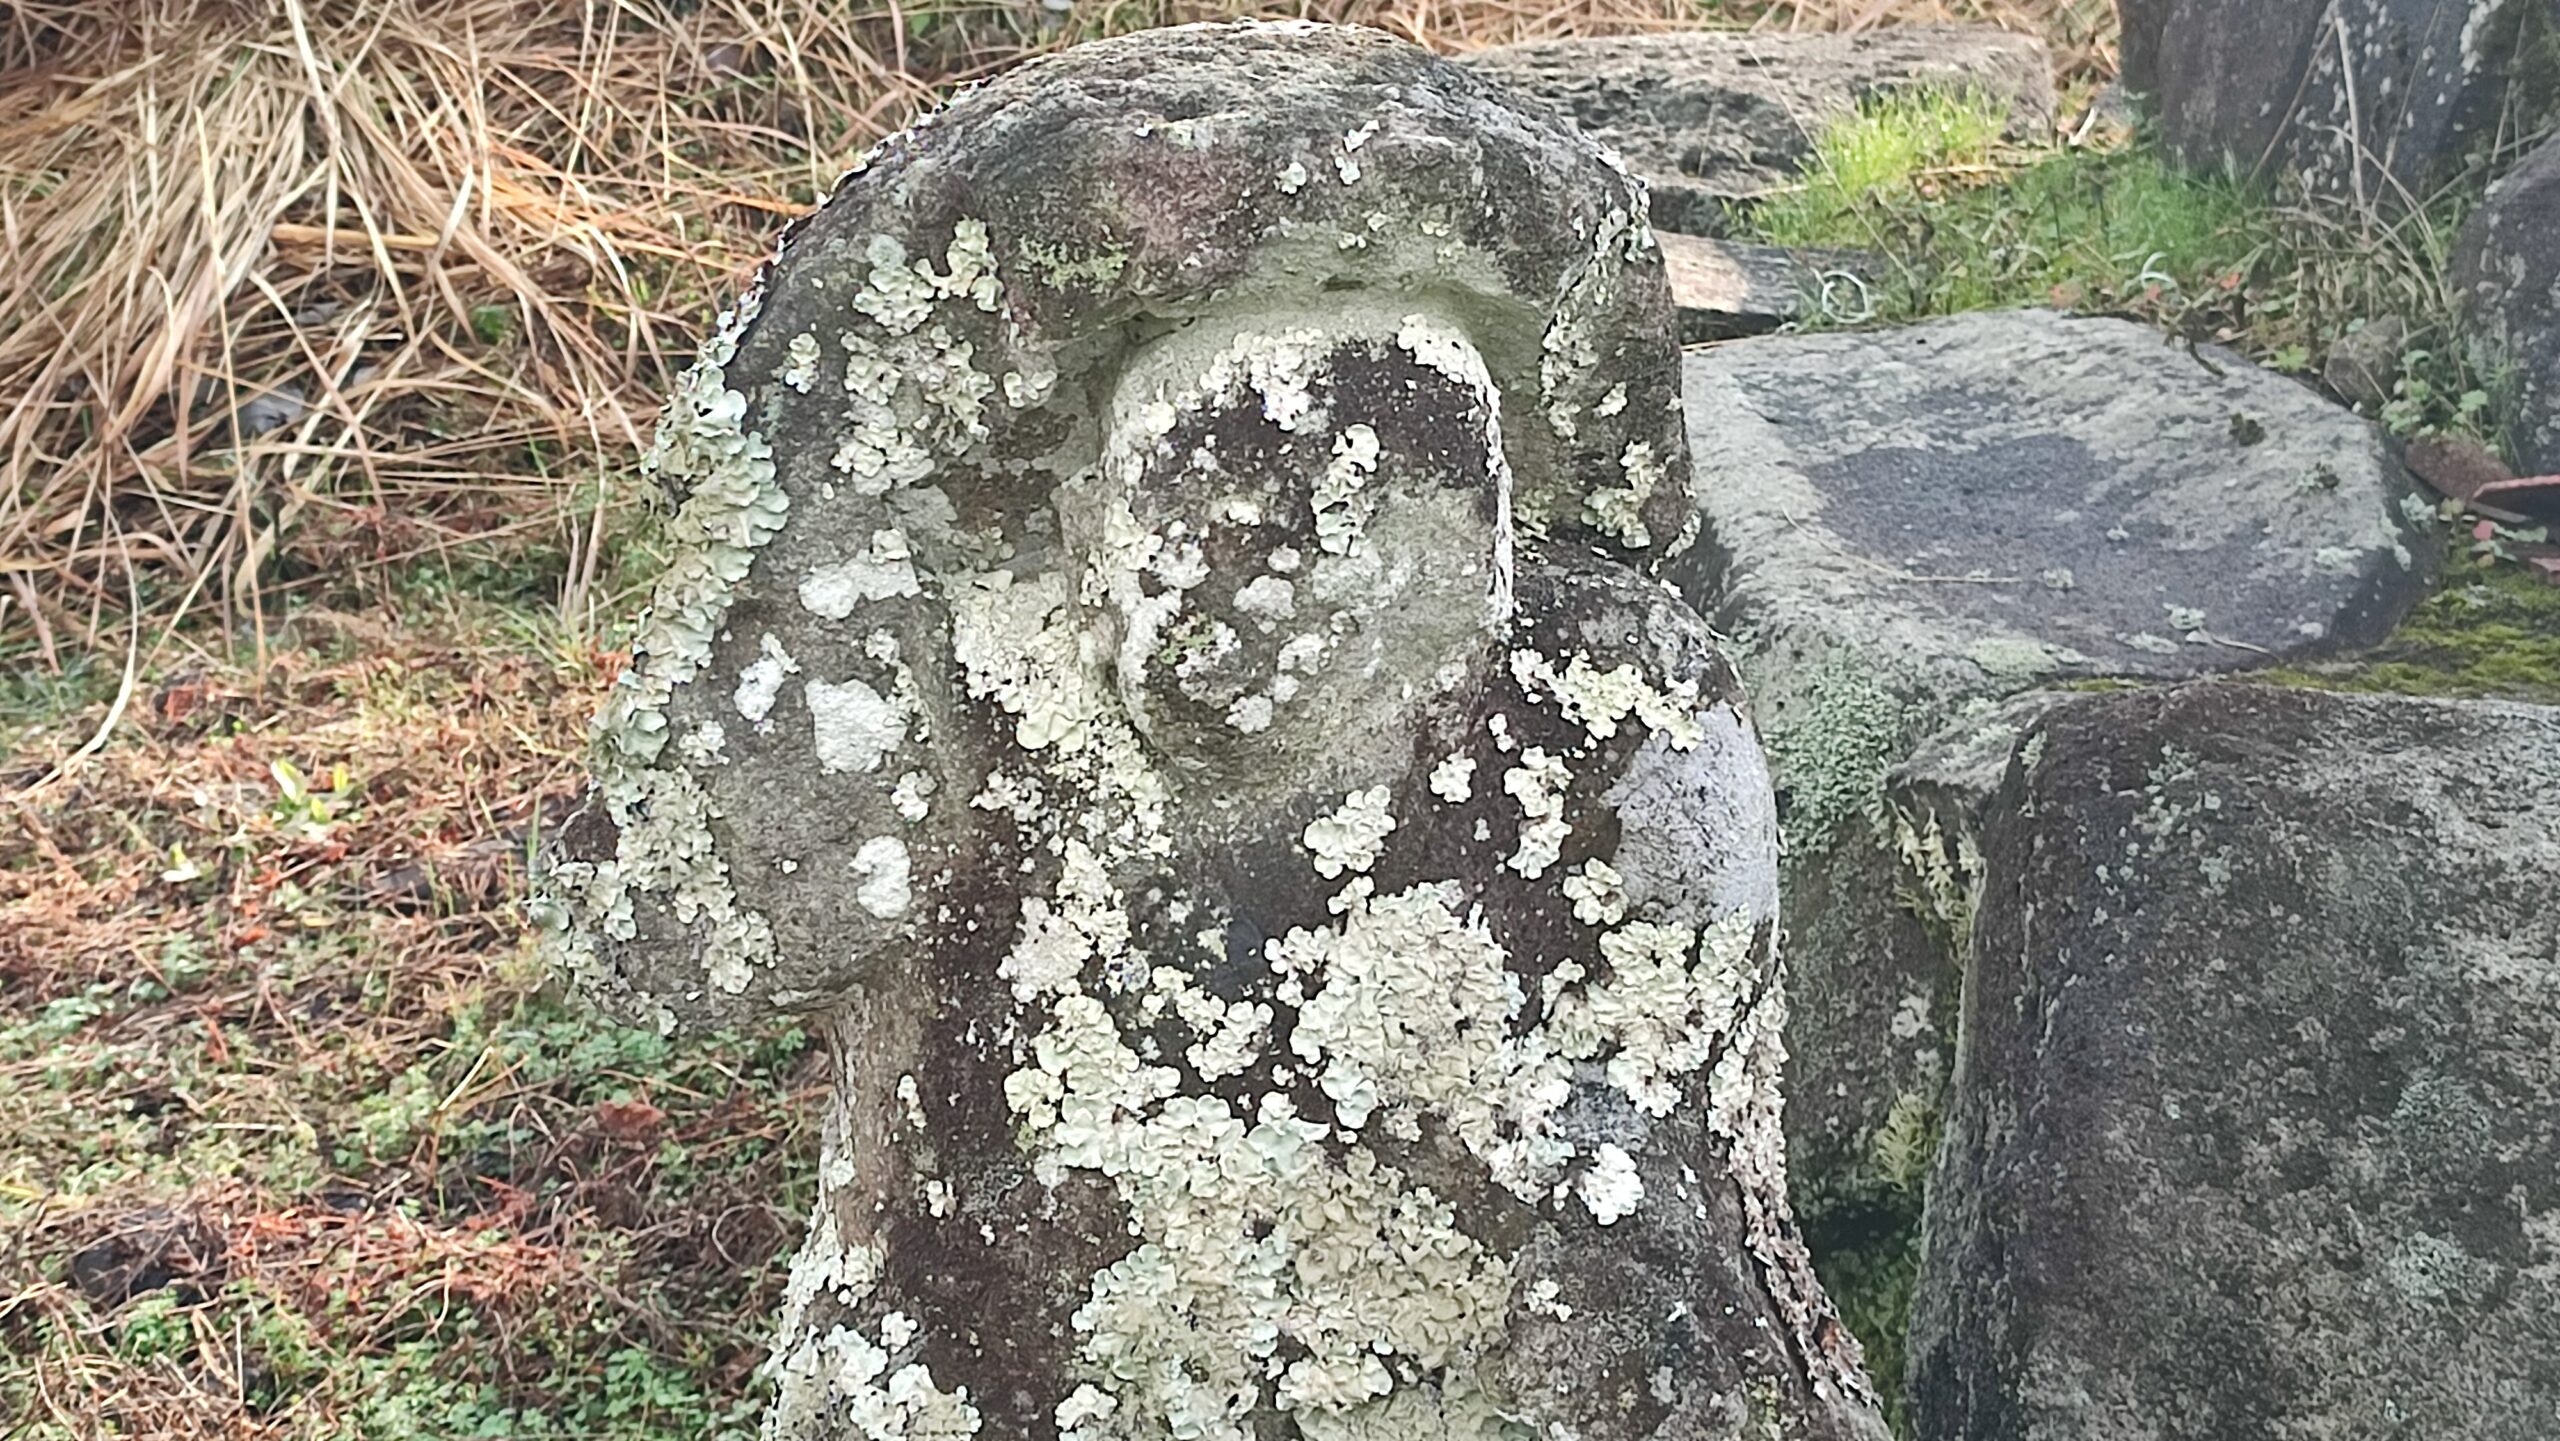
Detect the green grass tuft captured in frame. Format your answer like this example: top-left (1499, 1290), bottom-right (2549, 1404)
top-left (1752, 88), bottom-right (2009, 244)
top-left (1749, 90), bottom-right (2269, 329)
top-left (1739, 90), bottom-right (2503, 444)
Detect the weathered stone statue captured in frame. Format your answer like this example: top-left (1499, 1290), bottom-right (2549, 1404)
top-left (532, 22), bottom-right (1881, 1440)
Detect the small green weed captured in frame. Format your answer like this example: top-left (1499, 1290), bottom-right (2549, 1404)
top-left (0, 650), bottom-right (119, 752)
top-left (468, 304), bottom-right (519, 347)
top-left (112, 1291), bottom-right (194, 1363)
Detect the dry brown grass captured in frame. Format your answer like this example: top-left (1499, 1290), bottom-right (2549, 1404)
top-left (0, 0), bottom-right (937, 668)
top-left (0, 0), bottom-right (2109, 674)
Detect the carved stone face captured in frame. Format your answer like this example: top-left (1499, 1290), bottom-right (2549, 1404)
top-left (1067, 306), bottom-right (1514, 795)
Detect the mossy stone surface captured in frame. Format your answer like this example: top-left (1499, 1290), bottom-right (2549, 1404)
top-left (2120, 0), bottom-right (2560, 196)
top-left (2454, 130), bottom-right (2560, 476)
top-left (538, 22), bottom-right (1889, 1441)
top-left (1913, 681), bottom-right (2560, 1441)
top-left (1673, 309), bottom-right (2433, 1231)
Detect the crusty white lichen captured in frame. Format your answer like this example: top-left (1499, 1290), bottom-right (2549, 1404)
top-left (1575, 1143), bottom-right (1645, 1225)
top-left (1429, 754), bottom-right (1475, 803)
top-left (531, 294), bottom-right (787, 1015)
top-left (735, 635), bottom-right (799, 727)
top-left (807, 675), bottom-right (909, 776)
top-left (1303, 787), bottom-right (1395, 880)
top-left (1502, 747), bottom-right (1573, 880)
top-left (1313, 423), bottom-right (1381, 556)
top-left (1533, 195), bottom-right (1658, 534)
top-left (1581, 441), bottom-right (1666, 549)
top-left (1562, 858), bottom-right (1628, 927)
top-left (849, 835), bottom-right (913, 919)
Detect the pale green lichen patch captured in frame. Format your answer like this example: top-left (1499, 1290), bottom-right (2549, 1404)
top-left (1061, 1091), bottom-right (1515, 1432)
top-left (532, 295), bottom-right (789, 1020)
top-left (1509, 647), bottom-right (1705, 750)
top-left (1017, 236), bottom-right (1132, 292)
top-left (1303, 787), bottom-right (1395, 879)
top-left (1000, 859), bottom-right (1531, 1438)
top-left (781, 331), bottom-right (824, 393)
top-left (1501, 748), bottom-right (1573, 879)
top-left (798, 530), bottom-right (923, 619)
top-left (950, 573), bottom-right (1109, 756)
top-left (852, 234), bottom-right (938, 335)
top-left (1279, 881), bottom-right (1555, 1156)
top-left (1547, 914), bottom-right (1760, 1118)
top-left (1002, 860), bottom-right (1781, 1438)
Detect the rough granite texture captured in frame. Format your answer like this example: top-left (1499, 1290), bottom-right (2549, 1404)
top-left (1910, 682), bottom-right (2560, 1440)
top-left (2118, 0), bottom-right (2560, 196)
top-left (1672, 310), bottom-right (2433, 1223)
top-left (1880, 688), bottom-right (2070, 968)
top-left (1456, 28), bottom-right (2055, 237)
top-left (2454, 129), bottom-right (2560, 474)
top-left (532, 22), bottom-right (1885, 1441)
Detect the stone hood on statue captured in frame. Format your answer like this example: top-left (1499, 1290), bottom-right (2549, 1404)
top-left (530, 21), bottom-right (1884, 1441)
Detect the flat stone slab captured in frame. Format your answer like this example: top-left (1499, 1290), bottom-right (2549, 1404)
top-left (1458, 27), bottom-right (2055, 236)
top-left (1672, 308), bottom-right (2433, 1218)
top-left (1683, 309), bottom-right (2430, 690)
top-left (2456, 130), bottom-right (2560, 476)
top-left (1659, 232), bottom-right (1877, 342)
top-left (1912, 682), bottom-right (2560, 1440)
